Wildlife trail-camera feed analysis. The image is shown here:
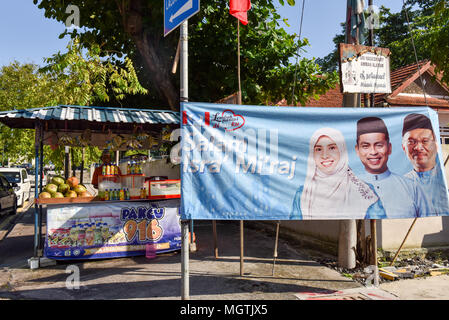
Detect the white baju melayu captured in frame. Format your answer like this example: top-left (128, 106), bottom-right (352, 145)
top-left (405, 163), bottom-right (449, 217)
top-left (360, 169), bottom-right (430, 219)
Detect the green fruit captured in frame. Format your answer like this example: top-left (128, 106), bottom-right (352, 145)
top-left (58, 183), bottom-right (70, 193)
top-left (65, 190), bottom-right (77, 198)
top-left (39, 192), bottom-right (51, 199)
top-left (52, 192), bottom-right (64, 198)
top-left (51, 177), bottom-right (65, 186)
top-left (44, 184), bottom-right (58, 194)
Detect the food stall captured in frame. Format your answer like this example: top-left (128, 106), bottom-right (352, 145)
top-left (0, 105), bottom-right (182, 262)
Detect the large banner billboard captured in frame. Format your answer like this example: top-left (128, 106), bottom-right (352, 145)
top-left (180, 103), bottom-right (449, 220)
top-left (45, 200), bottom-right (181, 260)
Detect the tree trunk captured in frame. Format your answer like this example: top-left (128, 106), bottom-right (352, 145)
top-left (133, 33), bottom-right (180, 110)
top-left (118, 0), bottom-right (179, 111)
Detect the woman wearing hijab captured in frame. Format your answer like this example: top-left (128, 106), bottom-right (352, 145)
top-left (290, 127), bottom-right (386, 220)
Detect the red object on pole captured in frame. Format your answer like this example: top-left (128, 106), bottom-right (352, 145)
top-left (230, 0), bottom-right (251, 25)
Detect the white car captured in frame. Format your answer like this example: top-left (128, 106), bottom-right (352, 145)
top-left (0, 168), bottom-right (31, 207)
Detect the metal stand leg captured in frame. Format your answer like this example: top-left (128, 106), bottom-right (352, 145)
top-left (181, 219), bottom-right (190, 300)
top-left (272, 221), bottom-right (280, 276)
top-left (240, 220), bottom-right (244, 277)
top-left (212, 220), bottom-right (218, 259)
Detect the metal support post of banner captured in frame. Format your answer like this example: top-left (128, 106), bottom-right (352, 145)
top-left (240, 220), bottom-right (244, 277)
top-left (339, 92), bottom-right (358, 270)
top-left (272, 221), bottom-right (280, 276)
top-left (33, 122), bottom-right (40, 258)
top-left (180, 20), bottom-right (190, 300)
top-left (181, 219), bottom-right (190, 300)
top-left (212, 220), bottom-right (219, 259)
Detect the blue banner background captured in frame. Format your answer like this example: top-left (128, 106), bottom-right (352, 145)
top-left (180, 102), bottom-right (449, 220)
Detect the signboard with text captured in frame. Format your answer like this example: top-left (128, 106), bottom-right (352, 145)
top-left (339, 44), bottom-right (391, 94)
top-left (44, 200), bottom-right (181, 260)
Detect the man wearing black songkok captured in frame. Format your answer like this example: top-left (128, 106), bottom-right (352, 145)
top-left (355, 116), bottom-right (429, 218)
top-left (402, 113), bottom-right (449, 216)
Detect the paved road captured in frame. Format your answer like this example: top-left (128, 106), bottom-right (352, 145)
top-left (1, 199), bottom-right (449, 300)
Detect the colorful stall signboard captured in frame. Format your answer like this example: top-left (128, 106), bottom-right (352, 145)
top-left (45, 200), bottom-right (181, 260)
top-left (180, 102), bottom-right (449, 220)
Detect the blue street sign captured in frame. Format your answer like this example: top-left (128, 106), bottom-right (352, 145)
top-left (164, 0), bottom-right (200, 36)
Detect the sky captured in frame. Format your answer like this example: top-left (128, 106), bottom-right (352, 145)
top-left (0, 1), bottom-right (406, 67)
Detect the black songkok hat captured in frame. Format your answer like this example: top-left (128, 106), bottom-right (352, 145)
top-left (402, 113), bottom-right (433, 136)
top-left (357, 117), bottom-right (389, 142)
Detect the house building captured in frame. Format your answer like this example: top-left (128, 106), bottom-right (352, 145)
top-left (279, 61), bottom-right (449, 255)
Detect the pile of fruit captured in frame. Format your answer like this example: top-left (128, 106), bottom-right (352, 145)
top-left (38, 176), bottom-right (91, 199)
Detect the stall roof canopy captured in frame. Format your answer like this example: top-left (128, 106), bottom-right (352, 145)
top-left (0, 105), bottom-right (180, 133)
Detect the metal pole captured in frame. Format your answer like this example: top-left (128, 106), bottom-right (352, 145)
top-left (370, 219), bottom-right (379, 286)
top-left (181, 219), bottom-right (190, 300)
top-left (368, 0), bottom-right (375, 107)
top-left (240, 220), bottom-right (244, 276)
top-left (272, 221), bottom-right (280, 276)
top-left (33, 122), bottom-right (40, 257)
top-left (64, 146), bottom-right (69, 180)
top-left (237, 20), bottom-right (245, 275)
top-left (368, 0), bottom-right (378, 286)
top-left (180, 21), bottom-right (188, 103)
top-left (237, 21), bottom-right (242, 105)
top-left (38, 127), bottom-right (44, 255)
top-left (180, 20), bottom-right (190, 300)
top-left (212, 220), bottom-right (218, 259)
top-left (338, 1), bottom-right (360, 269)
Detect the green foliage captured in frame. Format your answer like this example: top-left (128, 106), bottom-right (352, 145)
top-left (425, 0), bottom-right (449, 84)
top-left (317, 0), bottom-right (449, 85)
top-left (0, 38), bottom-right (147, 167)
top-left (34, 0), bottom-right (337, 108)
top-left (40, 38), bottom-right (148, 106)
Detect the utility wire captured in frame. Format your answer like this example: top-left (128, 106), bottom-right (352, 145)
top-left (291, 0), bottom-right (306, 105)
top-left (402, 0), bottom-right (428, 105)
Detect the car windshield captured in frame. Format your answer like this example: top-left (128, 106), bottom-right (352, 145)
top-left (2, 172), bottom-right (21, 183)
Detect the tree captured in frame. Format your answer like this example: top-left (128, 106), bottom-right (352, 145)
top-left (0, 38), bottom-right (147, 169)
top-left (316, 0), bottom-right (449, 79)
top-left (34, 0), bottom-right (338, 108)
top-left (423, 0), bottom-right (449, 84)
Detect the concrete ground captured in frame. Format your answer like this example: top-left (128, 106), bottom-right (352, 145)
top-left (1, 201), bottom-right (449, 300)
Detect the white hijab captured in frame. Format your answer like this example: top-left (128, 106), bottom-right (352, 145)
top-left (300, 127), bottom-right (378, 219)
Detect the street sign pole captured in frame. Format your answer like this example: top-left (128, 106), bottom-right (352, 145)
top-left (166, 0), bottom-right (199, 301)
top-left (180, 20), bottom-right (190, 300)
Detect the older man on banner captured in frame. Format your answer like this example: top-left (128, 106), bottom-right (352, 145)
top-left (402, 113), bottom-right (449, 216)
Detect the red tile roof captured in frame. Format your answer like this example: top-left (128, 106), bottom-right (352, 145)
top-left (276, 60), bottom-right (449, 109)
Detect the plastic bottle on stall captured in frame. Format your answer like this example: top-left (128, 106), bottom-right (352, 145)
top-left (127, 161), bottom-right (131, 175)
top-left (119, 188), bottom-right (125, 201)
top-left (102, 163), bottom-right (106, 175)
top-left (115, 189), bottom-right (119, 200)
top-left (114, 163), bottom-right (119, 175)
top-left (137, 162), bottom-right (142, 174)
top-left (104, 189), bottom-right (109, 201)
top-left (125, 188), bottom-right (130, 200)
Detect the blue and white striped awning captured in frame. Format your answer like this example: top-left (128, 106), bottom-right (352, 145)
top-left (0, 105), bottom-right (180, 131)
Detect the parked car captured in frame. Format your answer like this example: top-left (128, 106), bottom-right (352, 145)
top-left (0, 168), bottom-right (31, 207)
top-left (26, 168), bottom-right (48, 188)
top-left (0, 173), bottom-right (17, 216)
